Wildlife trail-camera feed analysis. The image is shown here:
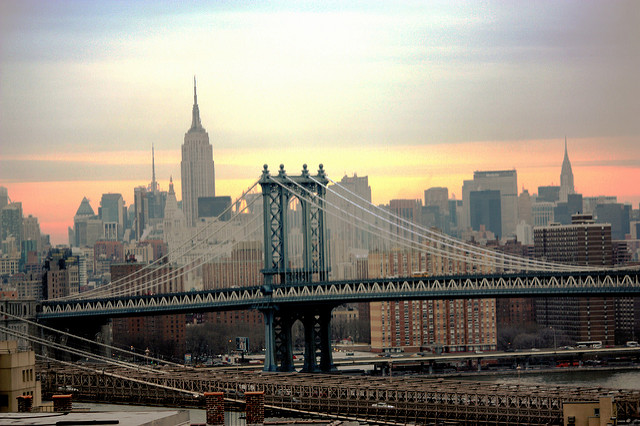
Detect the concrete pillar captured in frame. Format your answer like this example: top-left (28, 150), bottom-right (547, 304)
top-left (17, 395), bottom-right (32, 412)
top-left (52, 394), bottom-right (72, 412)
top-left (204, 392), bottom-right (224, 425)
top-left (245, 392), bottom-right (265, 425)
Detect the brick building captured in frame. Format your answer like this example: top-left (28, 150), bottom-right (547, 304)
top-left (533, 214), bottom-right (615, 345)
top-left (368, 247), bottom-right (497, 353)
top-left (110, 261), bottom-right (186, 360)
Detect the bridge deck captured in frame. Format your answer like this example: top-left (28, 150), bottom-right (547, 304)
top-left (39, 270), bottom-right (640, 320)
top-left (39, 363), bottom-right (640, 425)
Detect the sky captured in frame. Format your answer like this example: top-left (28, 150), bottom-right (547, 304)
top-left (1, 1), bottom-right (639, 245)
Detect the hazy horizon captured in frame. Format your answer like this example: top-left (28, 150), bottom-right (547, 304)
top-left (1, 1), bottom-right (638, 245)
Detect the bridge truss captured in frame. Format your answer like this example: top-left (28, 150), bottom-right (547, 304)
top-left (39, 362), bottom-right (640, 425)
top-left (40, 270), bottom-right (640, 319)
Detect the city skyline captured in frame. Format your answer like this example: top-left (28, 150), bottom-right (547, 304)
top-left (1, 1), bottom-right (639, 244)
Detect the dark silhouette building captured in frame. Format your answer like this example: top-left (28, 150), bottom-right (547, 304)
top-left (198, 196), bottom-right (232, 221)
top-left (469, 190), bottom-right (502, 238)
top-left (595, 203), bottom-right (631, 240)
top-left (537, 186), bottom-right (560, 203)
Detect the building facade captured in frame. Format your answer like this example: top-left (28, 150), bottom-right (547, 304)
top-left (462, 170), bottom-right (518, 238)
top-left (533, 214), bottom-right (615, 345)
top-left (368, 248), bottom-right (497, 353)
top-left (110, 261), bottom-right (186, 360)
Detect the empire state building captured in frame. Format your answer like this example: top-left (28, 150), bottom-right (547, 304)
top-left (181, 78), bottom-right (215, 227)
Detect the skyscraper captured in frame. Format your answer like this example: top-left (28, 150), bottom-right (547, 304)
top-left (469, 190), bottom-right (502, 238)
top-left (462, 170), bottom-right (518, 238)
top-left (559, 137), bottom-right (575, 202)
top-left (72, 198), bottom-right (102, 248)
top-left (181, 77), bottom-right (215, 227)
top-left (99, 193), bottom-right (125, 240)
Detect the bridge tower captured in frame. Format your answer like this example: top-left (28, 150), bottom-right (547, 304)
top-left (259, 164), bottom-right (333, 372)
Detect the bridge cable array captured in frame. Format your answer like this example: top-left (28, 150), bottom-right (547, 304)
top-left (320, 175), bottom-right (587, 273)
top-left (58, 180), bottom-right (263, 301)
top-left (272, 173), bottom-right (593, 274)
top-left (1, 310), bottom-right (186, 370)
top-left (0, 325), bottom-right (169, 376)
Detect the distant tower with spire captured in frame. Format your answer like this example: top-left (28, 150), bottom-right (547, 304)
top-left (180, 76), bottom-right (216, 227)
top-left (559, 136), bottom-right (575, 202)
top-left (151, 143), bottom-right (158, 193)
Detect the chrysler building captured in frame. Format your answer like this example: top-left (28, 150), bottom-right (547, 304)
top-left (181, 77), bottom-right (215, 227)
top-left (559, 137), bottom-right (575, 202)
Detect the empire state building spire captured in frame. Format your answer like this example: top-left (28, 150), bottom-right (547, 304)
top-left (189, 76), bottom-right (204, 132)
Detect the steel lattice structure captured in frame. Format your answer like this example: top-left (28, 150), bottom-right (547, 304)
top-left (39, 363), bottom-right (640, 425)
top-left (39, 270), bottom-right (640, 319)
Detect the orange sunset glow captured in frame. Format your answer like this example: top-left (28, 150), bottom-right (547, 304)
top-left (4, 136), bottom-right (639, 245)
top-left (1, 2), bottom-right (638, 245)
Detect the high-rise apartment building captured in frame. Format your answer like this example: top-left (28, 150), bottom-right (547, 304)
top-left (369, 247), bottom-right (497, 353)
top-left (181, 78), bottom-right (215, 227)
top-left (534, 214), bottom-right (612, 266)
top-left (534, 214), bottom-right (614, 345)
top-left (462, 170), bottom-right (518, 238)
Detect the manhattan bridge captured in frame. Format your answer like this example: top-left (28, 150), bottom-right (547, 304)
top-left (3, 164), bottom-right (640, 424)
